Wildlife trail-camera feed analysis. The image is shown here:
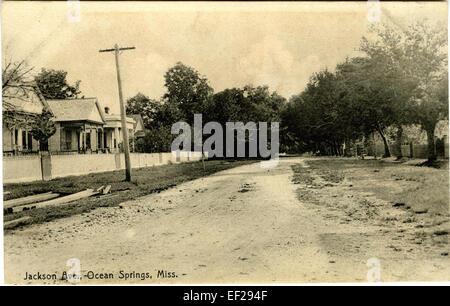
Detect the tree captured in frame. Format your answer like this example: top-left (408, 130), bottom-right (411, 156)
top-left (34, 68), bottom-right (81, 99)
top-left (2, 58), bottom-right (35, 111)
top-left (29, 108), bottom-right (56, 151)
top-left (135, 125), bottom-right (174, 153)
top-left (281, 70), bottom-right (351, 156)
top-left (126, 92), bottom-right (160, 128)
top-left (2, 57), bottom-right (54, 135)
top-left (403, 23), bottom-right (448, 161)
top-left (163, 62), bottom-right (213, 124)
top-left (242, 85), bottom-right (285, 122)
top-left (281, 95), bottom-right (313, 153)
top-left (209, 85), bottom-right (285, 124)
top-left (276, 21), bottom-right (446, 161)
top-left (336, 57), bottom-right (400, 157)
top-left (134, 100), bottom-right (183, 153)
top-left (208, 85), bottom-right (285, 157)
top-left (280, 58), bottom-right (409, 157)
top-left (152, 100), bottom-right (184, 127)
top-left (2, 57), bottom-right (57, 151)
top-left (360, 22), bottom-right (447, 161)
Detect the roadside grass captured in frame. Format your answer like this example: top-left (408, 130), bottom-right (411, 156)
top-left (303, 158), bottom-right (449, 215)
top-left (3, 159), bottom-right (258, 229)
top-left (291, 164), bottom-right (315, 185)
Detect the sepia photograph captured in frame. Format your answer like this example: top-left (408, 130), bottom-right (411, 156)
top-left (1, 1), bottom-right (449, 289)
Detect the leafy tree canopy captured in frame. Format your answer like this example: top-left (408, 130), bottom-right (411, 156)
top-left (29, 108), bottom-right (56, 144)
top-left (163, 62), bottom-right (213, 123)
top-left (126, 92), bottom-right (160, 128)
top-left (34, 68), bottom-right (81, 100)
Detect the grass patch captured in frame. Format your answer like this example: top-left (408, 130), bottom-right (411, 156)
top-left (4, 159), bottom-right (257, 230)
top-left (318, 169), bottom-right (345, 184)
top-left (291, 165), bottom-right (315, 185)
top-left (292, 160), bottom-right (345, 185)
top-left (302, 158), bottom-right (449, 215)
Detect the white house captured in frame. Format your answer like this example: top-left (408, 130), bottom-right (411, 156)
top-left (2, 86), bottom-right (48, 155)
top-left (103, 106), bottom-right (136, 153)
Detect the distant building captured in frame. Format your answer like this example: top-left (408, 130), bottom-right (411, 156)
top-left (435, 120), bottom-right (449, 140)
top-left (128, 114), bottom-right (146, 139)
top-left (103, 106), bottom-right (136, 153)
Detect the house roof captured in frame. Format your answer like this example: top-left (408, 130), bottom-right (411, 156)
top-left (46, 98), bottom-right (106, 124)
top-left (128, 114), bottom-right (145, 130)
top-left (103, 112), bottom-right (135, 130)
top-left (104, 113), bottom-right (135, 124)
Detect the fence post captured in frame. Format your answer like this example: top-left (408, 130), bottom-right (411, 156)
top-left (114, 153), bottom-right (121, 169)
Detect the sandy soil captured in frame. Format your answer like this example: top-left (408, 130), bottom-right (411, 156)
top-left (4, 157), bottom-right (449, 284)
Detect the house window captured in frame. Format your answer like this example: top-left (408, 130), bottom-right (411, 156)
top-left (22, 131), bottom-right (27, 149)
top-left (65, 129), bottom-right (72, 151)
top-left (27, 132), bottom-right (33, 151)
top-left (86, 132), bottom-right (91, 149)
top-left (14, 129), bottom-right (18, 146)
top-left (97, 130), bottom-right (102, 149)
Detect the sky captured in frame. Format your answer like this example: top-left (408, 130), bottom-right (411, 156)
top-left (2, 1), bottom-right (447, 113)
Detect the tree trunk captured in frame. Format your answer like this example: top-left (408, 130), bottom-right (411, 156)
top-left (360, 135), bottom-right (365, 159)
top-left (426, 127), bottom-right (437, 161)
top-left (372, 133), bottom-right (377, 159)
top-left (344, 138), bottom-right (350, 156)
top-left (376, 126), bottom-right (391, 158)
top-left (395, 125), bottom-right (404, 159)
top-left (333, 142), bottom-right (338, 156)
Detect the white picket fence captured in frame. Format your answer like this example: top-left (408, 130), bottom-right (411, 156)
top-left (3, 151), bottom-right (205, 184)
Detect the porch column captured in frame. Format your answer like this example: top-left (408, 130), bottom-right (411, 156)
top-left (114, 127), bottom-right (120, 148)
top-left (17, 128), bottom-right (23, 151)
top-left (104, 130), bottom-right (109, 150)
top-left (102, 129), bottom-right (105, 149)
top-left (90, 128), bottom-right (94, 150)
top-left (84, 132), bottom-right (87, 150)
top-left (92, 128), bottom-right (96, 150)
top-left (11, 127), bottom-right (15, 146)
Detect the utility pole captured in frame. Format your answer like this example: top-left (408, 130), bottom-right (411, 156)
top-left (99, 44), bottom-right (135, 181)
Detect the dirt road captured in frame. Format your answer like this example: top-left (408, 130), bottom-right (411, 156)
top-left (4, 158), bottom-right (449, 284)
